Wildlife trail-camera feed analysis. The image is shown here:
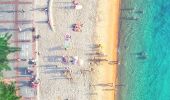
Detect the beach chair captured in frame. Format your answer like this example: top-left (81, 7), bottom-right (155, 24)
top-left (74, 4), bottom-right (83, 10)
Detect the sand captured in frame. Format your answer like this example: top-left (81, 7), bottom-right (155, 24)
top-left (91, 0), bottom-right (121, 100)
top-left (33, 0), bottom-right (120, 99)
top-left (0, 0), bottom-right (120, 99)
top-left (35, 0), bottom-right (97, 100)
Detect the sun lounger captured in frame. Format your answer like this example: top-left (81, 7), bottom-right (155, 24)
top-left (74, 4), bottom-right (83, 10)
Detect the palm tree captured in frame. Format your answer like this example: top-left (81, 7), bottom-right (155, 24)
top-left (0, 33), bottom-right (21, 75)
top-left (0, 81), bottom-right (21, 100)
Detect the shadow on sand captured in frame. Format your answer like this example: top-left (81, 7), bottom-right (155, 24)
top-left (44, 55), bottom-right (62, 62)
top-left (48, 46), bottom-right (64, 51)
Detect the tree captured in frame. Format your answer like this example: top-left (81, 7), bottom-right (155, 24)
top-left (0, 33), bottom-right (21, 75)
top-left (0, 81), bottom-right (21, 100)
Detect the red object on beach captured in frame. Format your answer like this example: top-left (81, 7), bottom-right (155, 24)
top-left (73, 22), bottom-right (83, 28)
top-left (31, 82), bottom-right (38, 88)
top-left (72, 0), bottom-right (79, 5)
top-left (72, 22), bottom-right (83, 32)
top-left (73, 27), bottom-right (82, 32)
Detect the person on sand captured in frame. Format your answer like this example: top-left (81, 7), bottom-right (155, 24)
top-left (74, 22), bottom-right (83, 28)
top-left (73, 27), bottom-right (82, 32)
top-left (33, 35), bottom-right (41, 40)
top-left (65, 34), bottom-right (71, 41)
top-left (72, 0), bottom-right (79, 5)
top-left (64, 47), bottom-right (67, 50)
top-left (20, 9), bottom-right (25, 13)
top-left (28, 59), bottom-right (36, 65)
top-left (72, 0), bottom-right (82, 10)
top-left (62, 56), bottom-right (69, 63)
top-left (97, 43), bottom-right (102, 48)
top-left (31, 80), bottom-right (40, 88)
top-left (72, 22), bottom-right (83, 32)
top-left (27, 66), bottom-right (34, 74)
top-left (32, 27), bottom-right (35, 32)
top-left (35, 51), bottom-right (40, 56)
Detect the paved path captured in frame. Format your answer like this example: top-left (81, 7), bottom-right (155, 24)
top-left (0, 0), bottom-right (37, 99)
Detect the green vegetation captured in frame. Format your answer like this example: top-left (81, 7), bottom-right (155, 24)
top-left (0, 33), bottom-right (20, 74)
top-left (0, 33), bottom-right (21, 100)
top-left (0, 81), bottom-right (21, 100)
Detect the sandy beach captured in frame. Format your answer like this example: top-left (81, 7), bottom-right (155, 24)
top-left (34, 0), bottom-right (120, 99)
top-left (35, 0), bottom-right (97, 99)
top-left (91, 0), bottom-right (121, 100)
top-left (2, 0), bottom-right (169, 100)
top-left (0, 0), bottom-right (120, 99)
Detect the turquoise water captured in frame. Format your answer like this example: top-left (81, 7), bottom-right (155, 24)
top-left (118, 0), bottom-right (170, 100)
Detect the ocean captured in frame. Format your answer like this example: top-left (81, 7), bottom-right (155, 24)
top-left (118, 0), bottom-right (170, 100)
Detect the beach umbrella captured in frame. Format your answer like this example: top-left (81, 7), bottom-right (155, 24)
top-left (73, 56), bottom-right (78, 60)
top-left (75, 5), bottom-right (83, 10)
top-left (72, 56), bottom-right (78, 64)
top-left (78, 59), bottom-right (84, 66)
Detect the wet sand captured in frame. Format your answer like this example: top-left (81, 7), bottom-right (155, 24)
top-left (92, 0), bottom-right (121, 100)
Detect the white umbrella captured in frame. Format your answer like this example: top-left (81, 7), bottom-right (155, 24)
top-left (75, 4), bottom-right (83, 10)
top-left (78, 59), bottom-right (84, 66)
top-left (73, 56), bottom-right (78, 60)
top-left (71, 56), bottom-right (78, 65)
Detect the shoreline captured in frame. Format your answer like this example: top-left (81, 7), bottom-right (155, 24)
top-left (93, 0), bottom-right (121, 99)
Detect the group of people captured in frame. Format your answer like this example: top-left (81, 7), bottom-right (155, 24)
top-left (63, 1), bottom-right (83, 49)
top-left (72, 0), bottom-right (83, 10)
top-left (62, 56), bottom-right (80, 65)
top-left (27, 59), bottom-right (40, 89)
top-left (60, 1), bottom-right (84, 81)
top-left (29, 75), bottom-right (40, 89)
top-left (72, 0), bottom-right (83, 32)
top-left (72, 22), bottom-right (83, 32)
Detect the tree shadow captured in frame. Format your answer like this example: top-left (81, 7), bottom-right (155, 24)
top-left (0, 28), bottom-right (17, 32)
top-left (18, 81), bottom-right (29, 87)
top-left (14, 67), bottom-right (27, 75)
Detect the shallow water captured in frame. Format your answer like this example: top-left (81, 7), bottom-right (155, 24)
top-left (118, 0), bottom-right (170, 100)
